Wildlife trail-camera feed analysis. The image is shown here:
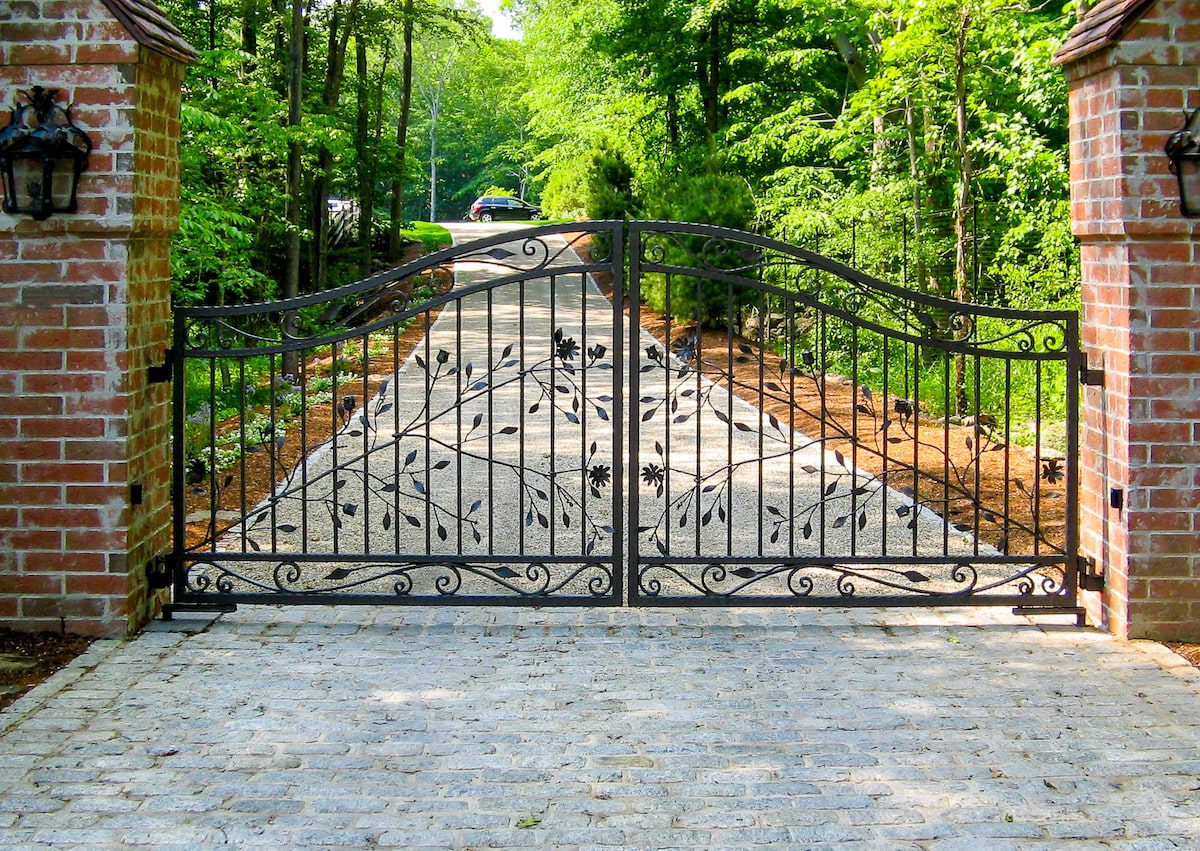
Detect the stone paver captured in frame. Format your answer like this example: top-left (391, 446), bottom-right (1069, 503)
top-left (2, 605), bottom-right (1200, 848)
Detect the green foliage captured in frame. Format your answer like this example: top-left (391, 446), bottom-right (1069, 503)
top-left (539, 156), bottom-right (590, 218)
top-left (161, 0), bottom-right (529, 307)
top-left (641, 165), bottom-right (756, 327)
top-left (584, 141), bottom-right (639, 220)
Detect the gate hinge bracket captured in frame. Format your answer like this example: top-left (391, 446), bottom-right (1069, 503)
top-left (1078, 555), bottom-right (1104, 592)
top-left (147, 553), bottom-right (173, 590)
top-left (1080, 365), bottom-right (1104, 387)
top-left (148, 350), bottom-right (173, 384)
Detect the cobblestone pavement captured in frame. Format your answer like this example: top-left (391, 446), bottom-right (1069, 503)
top-left (2, 606), bottom-right (1200, 848)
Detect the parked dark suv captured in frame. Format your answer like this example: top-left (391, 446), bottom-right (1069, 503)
top-left (469, 196), bottom-right (542, 222)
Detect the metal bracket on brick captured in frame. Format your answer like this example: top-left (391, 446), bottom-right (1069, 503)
top-left (1078, 555), bottom-right (1105, 592)
top-left (1080, 365), bottom-right (1104, 387)
top-left (147, 350), bottom-right (173, 384)
top-left (147, 553), bottom-right (173, 590)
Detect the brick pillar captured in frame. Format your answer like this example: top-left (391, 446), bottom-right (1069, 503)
top-left (1057, 0), bottom-right (1200, 641)
top-left (0, 1), bottom-right (194, 635)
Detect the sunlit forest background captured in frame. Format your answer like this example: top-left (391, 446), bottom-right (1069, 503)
top-left (161, 0), bottom-right (1083, 315)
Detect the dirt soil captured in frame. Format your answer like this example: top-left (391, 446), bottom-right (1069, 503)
top-left (0, 628), bottom-right (93, 711)
top-left (569, 232), bottom-right (1068, 559)
top-left (1166, 644), bottom-right (1200, 669)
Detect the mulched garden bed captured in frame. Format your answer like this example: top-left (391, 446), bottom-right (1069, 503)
top-left (0, 628), bottom-right (93, 711)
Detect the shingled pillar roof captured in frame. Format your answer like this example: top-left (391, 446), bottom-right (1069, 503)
top-left (1052, 0), bottom-right (1160, 65)
top-left (99, 0), bottom-right (199, 64)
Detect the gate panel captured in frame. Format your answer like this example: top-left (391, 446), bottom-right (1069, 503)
top-left (171, 222), bottom-right (625, 606)
top-left (627, 221), bottom-right (1080, 608)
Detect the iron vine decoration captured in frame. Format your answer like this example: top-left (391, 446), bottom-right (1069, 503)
top-left (185, 323), bottom-right (618, 597)
top-left (630, 225), bottom-right (1071, 600)
top-left (175, 221), bottom-right (1076, 605)
top-left (632, 336), bottom-right (1067, 600)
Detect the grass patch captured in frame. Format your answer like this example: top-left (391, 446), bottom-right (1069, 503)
top-left (401, 221), bottom-right (453, 252)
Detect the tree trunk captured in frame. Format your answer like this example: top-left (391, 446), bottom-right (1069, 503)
top-left (903, 95), bottom-right (926, 290)
top-left (356, 32), bottom-right (374, 271)
top-left (952, 7), bottom-right (973, 416)
top-left (360, 37), bottom-right (390, 270)
top-left (429, 110), bottom-right (438, 221)
top-left (283, 0), bottom-right (304, 378)
top-left (666, 90), bottom-right (679, 151)
top-left (311, 0), bottom-right (361, 293)
top-left (241, 0), bottom-right (258, 56)
top-left (388, 0), bottom-right (415, 259)
top-left (706, 16), bottom-right (720, 136)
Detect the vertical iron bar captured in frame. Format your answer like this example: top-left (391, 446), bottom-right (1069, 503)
top-left (882, 335), bottom-right (889, 557)
top-left (456, 301), bottom-right (462, 556)
top-left (300, 347), bottom-right (308, 552)
top-left (726, 279), bottom-right (734, 558)
top-left (487, 288), bottom-right (494, 555)
top-left (550, 274), bottom-right (556, 555)
top-left (819, 310), bottom-right (827, 557)
top-left (580, 271), bottom-right (587, 555)
top-left (362, 333), bottom-right (370, 554)
top-left (519, 280), bottom-right (526, 556)
top-left (787, 298), bottom-right (795, 557)
top-left (270, 351), bottom-right (278, 553)
top-left (170, 314), bottom-right (185, 593)
top-left (943, 352), bottom-right (951, 556)
top-left (238, 358), bottom-right (247, 553)
top-left (758, 288), bottom-right (765, 557)
top-left (1065, 314), bottom-right (1081, 602)
top-left (664, 271), bottom-right (672, 553)
top-left (912, 342), bottom-right (921, 555)
top-left (208, 359), bottom-right (216, 554)
top-left (695, 271), bottom-right (702, 555)
top-left (423, 316), bottom-right (431, 553)
top-left (332, 341), bottom-right (340, 554)
top-left (393, 324), bottom-right (400, 554)
top-left (613, 222), bottom-right (627, 605)
top-left (626, 224), bottom-right (639, 604)
top-left (850, 325), bottom-right (858, 556)
top-left (973, 353), bottom-right (982, 556)
top-left (1004, 359), bottom-right (1011, 554)
top-left (1034, 361), bottom-right (1042, 556)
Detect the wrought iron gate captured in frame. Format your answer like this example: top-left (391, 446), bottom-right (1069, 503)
top-left (168, 220), bottom-right (1083, 612)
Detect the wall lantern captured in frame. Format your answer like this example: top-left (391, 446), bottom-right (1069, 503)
top-left (1165, 107), bottom-right (1200, 218)
top-left (0, 86), bottom-right (92, 221)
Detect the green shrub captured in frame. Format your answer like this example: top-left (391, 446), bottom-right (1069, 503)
top-left (540, 159), bottom-right (589, 219)
top-left (585, 141), bottom-right (639, 221)
top-left (641, 167), bottom-right (756, 328)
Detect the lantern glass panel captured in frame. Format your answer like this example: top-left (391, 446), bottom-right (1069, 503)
top-left (1176, 155), bottom-right (1200, 217)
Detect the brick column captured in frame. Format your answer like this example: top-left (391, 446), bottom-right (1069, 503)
top-left (0, 1), bottom-right (193, 635)
top-left (1057, 0), bottom-right (1200, 641)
